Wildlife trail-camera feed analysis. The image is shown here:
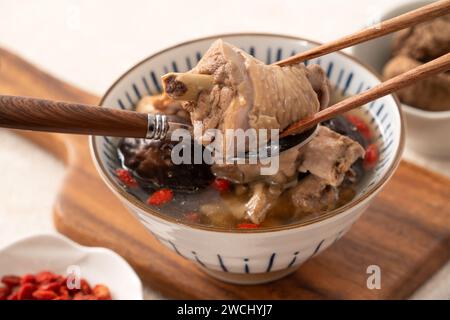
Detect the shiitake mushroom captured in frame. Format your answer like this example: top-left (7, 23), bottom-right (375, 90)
top-left (118, 137), bottom-right (213, 191)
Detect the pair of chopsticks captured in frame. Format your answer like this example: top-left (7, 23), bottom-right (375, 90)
top-left (278, 0), bottom-right (450, 138)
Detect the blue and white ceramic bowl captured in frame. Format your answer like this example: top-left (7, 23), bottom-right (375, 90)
top-left (90, 34), bottom-right (404, 284)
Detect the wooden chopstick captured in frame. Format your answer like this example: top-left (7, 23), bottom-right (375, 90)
top-left (280, 52), bottom-right (450, 138)
top-left (275, 0), bottom-right (450, 66)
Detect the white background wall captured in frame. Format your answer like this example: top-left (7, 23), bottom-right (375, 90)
top-left (1, 0), bottom-right (401, 95)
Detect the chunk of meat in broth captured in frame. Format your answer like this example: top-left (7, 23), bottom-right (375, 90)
top-left (135, 94), bottom-right (191, 120)
top-left (289, 175), bottom-right (338, 214)
top-left (210, 126), bottom-right (364, 224)
top-left (298, 126), bottom-right (365, 186)
top-left (162, 39), bottom-right (330, 151)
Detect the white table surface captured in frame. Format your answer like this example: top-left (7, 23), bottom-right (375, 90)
top-left (0, 0), bottom-right (448, 300)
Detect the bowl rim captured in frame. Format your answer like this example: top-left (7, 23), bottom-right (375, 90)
top-left (91, 32), bottom-right (405, 234)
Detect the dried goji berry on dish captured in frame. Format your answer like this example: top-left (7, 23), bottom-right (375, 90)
top-left (32, 290), bottom-right (58, 300)
top-left (115, 169), bottom-right (138, 188)
top-left (53, 275), bottom-right (65, 284)
top-left (65, 285), bottom-right (80, 295)
top-left (147, 188), bottom-right (173, 206)
top-left (1, 271), bottom-right (112, 300)
top-left (346, 114), bottom-right (372, 140)
top-left (35, 271), bottom-right (57, 284)
top-left (20, 274), bottom-right (36, 285)
top-left (1, 275), bottom-right (21, 288)
top-left (7, 292), bottom-right (18, 300)
top-left (61, 275), bottom-right (83, 295)
top-left (0, 286), bottom-right (11, 300)
top-left (93, 284), bottom-right (112, 300)
top-left (73, 292), bottom-right (98, 300)
top-left (39, 281), bottom-right (61, 293)
top-left (17, 283), bottom-right (37, 300)
top-left (363, 144), bottom-right (379, 169)
top-left (212, 178), bottom-right (231, 193)
top-left (59, 285), bottom-right (70, 299)
top-left (237, 223), bottom-right (260, 229)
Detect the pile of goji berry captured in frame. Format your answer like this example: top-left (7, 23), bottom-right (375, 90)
top-left (0, 271), bottom-right (112, 300)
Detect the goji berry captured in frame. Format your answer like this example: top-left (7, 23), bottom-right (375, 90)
top-left (363, 144), bottom-right (379, 169)
top-left (0, 286), bottom-right (11, 300)
top-left (35, 271), bottom-right (57, 284)
top-left (80, 279), bottom-right (92, 295)
top-left (59, 284), bottom-right (68, 293)
top-left (184, 212), bottom-right (200, 223)
top-left (212, 178), bottom-right (231, 193)
top-left (237, 223), bottom-right (260, 229)
top-left (65, 282), bottom-right (80, 295)
top-left (59, 285), bottom-right (70, 299)
top-left (39, 281), bottom-right (61, 293)
top-left (32, 289), bottom-right (58, 300)
top-left (20, 274), bottom-right (36, 285)
top-left (60, 276), bottom-right (79, 294)
top-left (7, 292), bottom-right (18, 300)
top-left (147, 188), bottom-right (173, 206)
top-left (17, 283), bottom-right (37, 300)
top-left (1, 271), bottom-right (112, 300)
top-left (346, 114), bottom-right (372, 140)
top-left (1, 275), bottom-right (21, 287)
top-left (73, 292), bottom-right (98, 300)
top-left (116, 169), bottom-right (138, 188)
top-left (93, 284), bottom-right (112, 300)
top-left (53, 275), bottom-right (65, 284)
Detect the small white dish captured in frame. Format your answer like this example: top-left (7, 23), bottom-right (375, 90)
top-left (91, 33), bottom-right (404, 284)
top-left (0, 233), bottom-right (143, 300)
top-left (351, 0), bottom-right (450, 158)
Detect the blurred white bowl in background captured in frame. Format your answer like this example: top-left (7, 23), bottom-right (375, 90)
top-left (351, 0), bottom-right (450, 158)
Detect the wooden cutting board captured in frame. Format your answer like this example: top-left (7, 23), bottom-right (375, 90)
top-left (1, 47), bottom-right (450, 299)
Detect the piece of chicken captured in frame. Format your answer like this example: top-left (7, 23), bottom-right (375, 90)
top-left (298, 126), bottom-right (365, 186)
top-left (289, 175), bottom-right (338, 214)
top-left (162, 39), bottom-right (330, 142)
